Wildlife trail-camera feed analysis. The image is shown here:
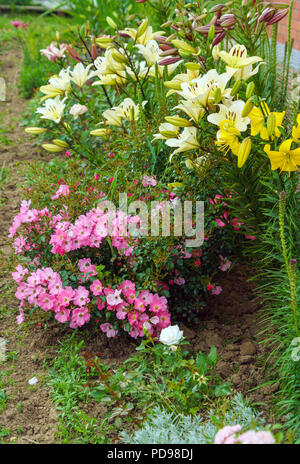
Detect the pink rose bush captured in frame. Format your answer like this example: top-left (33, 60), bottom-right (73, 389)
top-left (10, 197), bottom-right (171, 339)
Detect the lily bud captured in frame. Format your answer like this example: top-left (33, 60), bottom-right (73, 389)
top-left (267, 9), bottom-right (288, 24)
top-left (209, 3), bottom-right (224, 12)
top-left (258, 8), bottom-right (275, 23)
top-left (267, 112), bottom-right (276, 137)
top-left (160, 129), bottom-right (179, 138)
top-left (208, 25), bottom-right (215, 42)
top-left (136, 18), bottom-right (149, 38)
top-left (230, 79), bottom-right (243, 96)
top-left (241, 99), bottom-right (254, 117)
top-left (212, 31), bottom-right (226, 46)
top-left (185, 62), bottom-right (201, 70)
top-left (220, 14), bottom-right (237, 27)
top-left (212, 45), bottom-right (220, 60)
top-left (52, 139), bottom-right (69, 148)
top-left (25, 127), bottom-right (47, 135)
top-left (185, 159), bottom-right (194, 169)
top-left (246, 82), bottom-right (255, 99)
top-left (171, 39), bottom-right (197, 54)
top-left (164, 80), bottom-right (182, 91)
top-left (90, 128), bottom-right (112, 137)
top-left (214, 87), bottom-right (222, 104)
top-left (95, 37), bottom-right (113, 48)
top-left (165, 116), bottom-right (193, 127)
top-left (111, 49), bottom-right (127, 63)
top-left (158, 56), bottom-right (182, 66)
top-left (67, 45), bottom-right (82, 62)
top-left (168, 182), bottom-right (183, 189)
top-left (237, 137), bottom-right (252, 168)
top-left (42, 144), bottom-right (65, 153)
top-left (106, 16), bottom-right (117, 29)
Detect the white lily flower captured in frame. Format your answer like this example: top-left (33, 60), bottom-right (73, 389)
top-left (136, 40), bottom-right (161, 67)
top-left (207, 100), bottom-right (250, 132)
top-left (70, 62), bottom-right (94, 87)
top-left (219, 44), bottom-right (264, 81)
top-left (153, 122), bottom-right (179, 140)
top-left (165, 126), bottom-right (200, 159)
top-left (119, 98), bottom-right (147, 122)
top-left (177, 69), bottom-right (232, 108)
top-left (40, 68), bottom-right (71, 101)
top-left (102, 107), bottom-right (124, 127)
top-left (122, 26), bottom-right (165, 46)
top-left (174, 100), bottom-right (205, 123)
top-left (36, 96), bottom-right (66, 123)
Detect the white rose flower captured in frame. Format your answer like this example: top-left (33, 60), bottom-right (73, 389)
top-left (159, 325), bottom-right (183, 346)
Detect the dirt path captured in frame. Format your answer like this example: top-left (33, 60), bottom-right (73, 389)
top-left (0, 45), bottom-right (278, 443)
top-left (0, 45), bottom-right (60, 444)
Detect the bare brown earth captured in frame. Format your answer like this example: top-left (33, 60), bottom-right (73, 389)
top-left (0, 46), bottom-right (278, 444)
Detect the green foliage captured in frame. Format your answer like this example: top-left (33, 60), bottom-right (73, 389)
top-left (120, 393), bottom-right (268, 444)
top-left (89, 333), bottom-right (232, 428)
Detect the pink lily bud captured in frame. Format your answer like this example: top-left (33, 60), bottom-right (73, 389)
top-left (117, 31), bottom-right (131, 38)
top-left (136, 0), bottom-right (147, 3)
top-left (67, 45), bottom-right (82, 62)
top-left (91, 44), bottom-right (98, 59)
top-left (154, 35), bottom-right (167, 43)
top-left (212, 31), bottom-right (226, 46)
top-left (160, 44), bottom-right (175, 51)
top-left (258, 7), bottom-right (276, 22)
top-left (210, 4), bottom-right (225, 12)
top-left (220, 14), bottom-right (237, 27)
top-left (158, 56), bottom-right (182, 66)
top-left (267, 8), bottom-right (288, 24)
top-left (160, 48), bottom-right (178, 56)
top-left (196, 25), bottom-right (224, 34)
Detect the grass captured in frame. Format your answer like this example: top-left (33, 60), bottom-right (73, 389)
top-left (46, 333), bottom-right (110, 444)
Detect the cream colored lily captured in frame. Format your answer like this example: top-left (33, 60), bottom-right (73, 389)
top-left (122, 26), bottom-right (165, 46)
top-left (207, 100), bottom-right (250, 132)
top-left (136, 40), bottom-right (161, 67)
top-left (165, 126), bottom-right (200, 159)
top-left (36, 96), bottom-right (66, 123)
top-left (70, 63), bottom-right (94, 87)
top-left (153, 123), bottom-right (179, 140)
top-left (119, 98), bottom-right (147, 122)
top-left (102, 107), bottom-right (123, 127)
top-left (175, 100), bottom-right (205, 123)
top-left (177, 69), bottom-right (232, 109)
top-left (219, 44), bottom-right (263, 81)
top-left (40, 68), bottom-right (71, 101)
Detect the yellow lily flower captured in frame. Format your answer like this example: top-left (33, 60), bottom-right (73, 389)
top-left (215, 120), bottom-right (241, 156)
top-left (248, 102), bottom-right (285, 140)
top-left (292, 114), bottom-right (300, 143)
top-left (264, 139), bottom-right (300, 173)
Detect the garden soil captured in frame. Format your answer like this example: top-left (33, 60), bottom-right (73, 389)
top-left (0, 45), bottom-right (279, 444)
